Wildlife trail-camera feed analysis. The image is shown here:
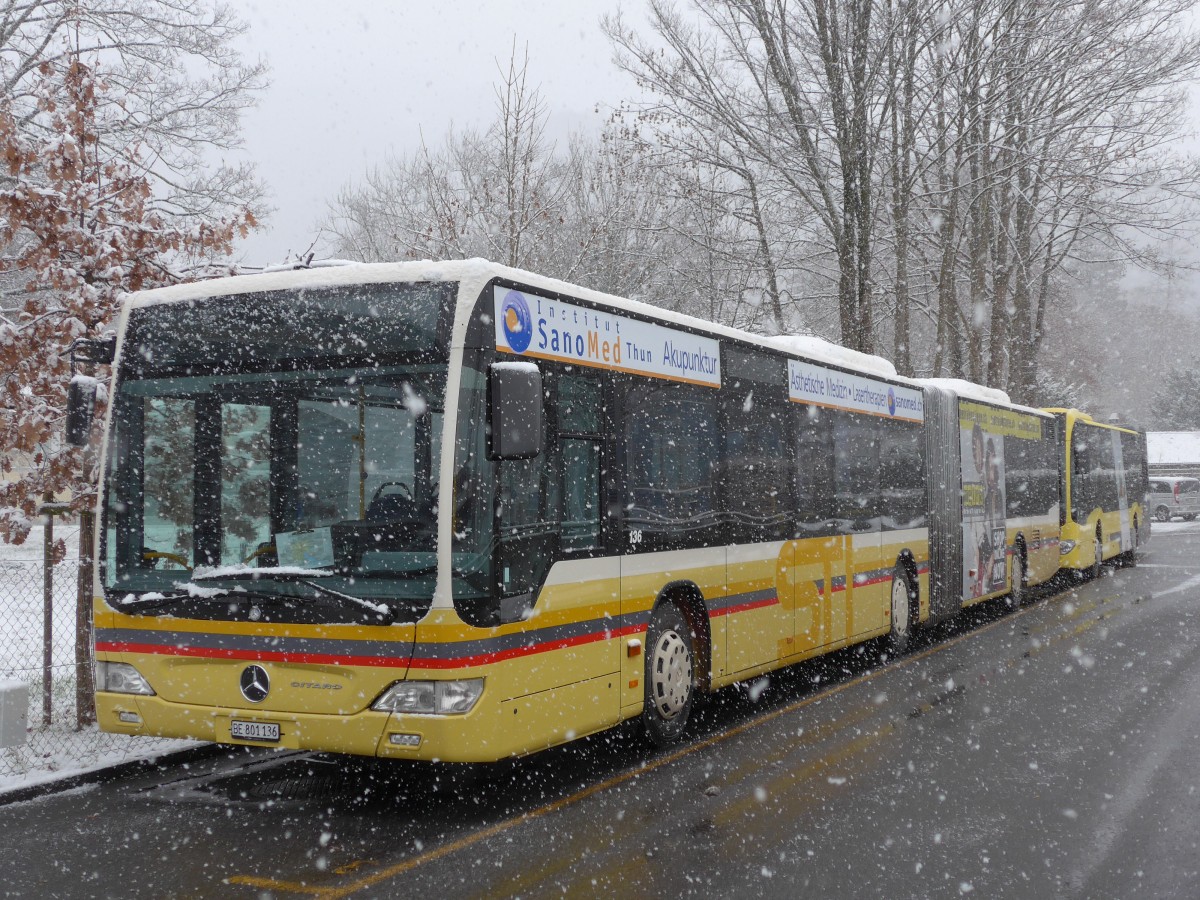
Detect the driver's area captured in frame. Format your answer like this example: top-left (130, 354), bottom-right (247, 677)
top-left (105, 366), bottom-right (446, 600)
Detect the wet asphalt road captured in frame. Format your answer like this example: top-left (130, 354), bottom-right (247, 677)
top-left (3, 523), bottom-right (1200, 899)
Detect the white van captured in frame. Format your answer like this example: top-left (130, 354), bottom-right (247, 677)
top-left (1148, 475), bottom-right (1200, 522)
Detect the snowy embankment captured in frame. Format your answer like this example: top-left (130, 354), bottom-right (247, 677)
top-left (0, 524), bottom-right (195, 795)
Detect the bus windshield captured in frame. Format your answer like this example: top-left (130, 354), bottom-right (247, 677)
top-left (102, 283), bottom-right (452, 625)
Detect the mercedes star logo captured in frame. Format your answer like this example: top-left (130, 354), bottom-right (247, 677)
top-left (240, 664), bottom-right (270, 703)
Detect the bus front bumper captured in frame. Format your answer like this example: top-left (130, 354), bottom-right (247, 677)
top-left (95, 691), bottom-right (492, 762)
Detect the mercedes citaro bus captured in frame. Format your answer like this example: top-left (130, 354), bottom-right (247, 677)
top-left (68, 260), bottom-right (1068, 762)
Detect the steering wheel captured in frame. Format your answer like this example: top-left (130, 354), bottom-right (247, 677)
top-left (142, 549), bottom-right (192, 570)
top-left (370, 481), bottom-right (412, 502)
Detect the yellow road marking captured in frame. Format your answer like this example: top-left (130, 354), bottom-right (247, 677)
top-left (231, 599), bottom-right (1056, 898)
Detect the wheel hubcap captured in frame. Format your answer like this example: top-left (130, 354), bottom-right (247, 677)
top-left (891, 577), bottom-right (909, 635)
top-left (651, 629), bottom-right (693, 720)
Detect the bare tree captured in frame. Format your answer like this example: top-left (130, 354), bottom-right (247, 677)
top-left (901, 0), bottom-right (1200, 399)
top-left (0, 0), bottom-right (268, 232)
top-left (324, 47), bottom-right (575, 273)
top-left (0, 57), bottom-right (253, 543)
top-left (606, 0), bottom-right (1200, 398)
top-left (606, 0), bottom-right (900, 353)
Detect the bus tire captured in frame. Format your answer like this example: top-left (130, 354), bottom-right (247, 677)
top-left (1155, 505), bottom-right (1171, 523)
top-left (1123, 520), bottom-right (1140, 567)
top-left (642, 602), bottom-right (696, 748)
top-left (1090, 531), bottom-right (1103, 579)
top-left (1009, 551), bottom-right (1027, 609)
top-left (886, 566), bottom-right (914, 656)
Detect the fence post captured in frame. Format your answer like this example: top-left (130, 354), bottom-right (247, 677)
top-left (42, 501), bottom-right (53, 727)
top-left (76, 508), bottom-right (96, 727)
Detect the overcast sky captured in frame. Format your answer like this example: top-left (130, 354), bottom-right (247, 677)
top-left (233, 0), bottom-right (634, 266)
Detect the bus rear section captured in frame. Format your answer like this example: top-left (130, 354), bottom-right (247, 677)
top-left (921, 381), bottom-right (1060, 617)
top-left (1047, 409), bottom-right (1148, 573)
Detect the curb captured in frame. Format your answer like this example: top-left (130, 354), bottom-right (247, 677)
top-left (0, 743), bottom-right (223, 807)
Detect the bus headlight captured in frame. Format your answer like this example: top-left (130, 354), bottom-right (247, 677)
top-left (371, 679), bottom-right (484, 715)
top-left (1059, 540), bottom-right (1076, 555)
top-left (95, 661), bottom-right (156, 695)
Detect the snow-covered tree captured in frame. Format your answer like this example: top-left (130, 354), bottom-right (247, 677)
top-left (1150, 361), bottom-right (1200, 429)
top-left (604, 0), bottom-right (1200, 401)
top-left (0, 0), bottom-right (267, 238)
top-left (0, 57), bottom-right (254, 543)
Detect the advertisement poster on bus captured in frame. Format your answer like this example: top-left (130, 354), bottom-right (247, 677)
top-left (493, 287), bottom-right (722, 388)
top-left (961, 403), bottom-right (1009, 600)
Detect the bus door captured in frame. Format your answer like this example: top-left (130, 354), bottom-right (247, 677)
top-left (792, 402), bottom-right (836, 655)
top-left (1110, 429), bottom-right (1132, 552)
top-left (721, 365), bottom-right (794, 675)
top-left (620, 381), bottom-right (726, 702)
top-left (831, 411), bottom-right (884, 641)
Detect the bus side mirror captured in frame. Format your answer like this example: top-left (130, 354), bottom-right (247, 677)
top-left (488, 363), bottom-right (543, 460)
top-left (66, 376), bottom-right (98, 447)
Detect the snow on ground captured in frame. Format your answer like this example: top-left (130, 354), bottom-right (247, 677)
top-left (1150, 518), bottom-right (1200, 534)
top-left (0, 523), bottom-right (197, 796)
top-left (0, 734), bottom-right (198, 798)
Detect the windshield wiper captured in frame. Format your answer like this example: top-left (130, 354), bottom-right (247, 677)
top-left (290, 578), bottom-right (395, 625)
top-left (189, 569), bottom-right (394, 625)
top-left (114, 586), bottom-right (296, 614)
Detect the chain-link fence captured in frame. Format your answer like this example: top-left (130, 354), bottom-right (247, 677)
top-left (0, 520), bottom-right (186, 780)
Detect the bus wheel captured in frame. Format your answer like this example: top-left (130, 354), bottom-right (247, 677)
top-left (886, 567), bottom-right (914, 656)
top-left (642, 603), bottom-right (696, 748)
top-left (1009, 553), bottom-right (1027, 609)
top-left (1155, 505), bottom-right (1171, 523)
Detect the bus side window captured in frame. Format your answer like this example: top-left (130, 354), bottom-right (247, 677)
top-left (794, 403), bottom-right (833, 535)
top-left (625, 384), bottom-right (719, 551)
top-left (1121, 431), bottom-right (1147, 502)
top-left (722, 378), bottom-right (793, 544)
top-left (832, 412), bottom-right (880, 530)
top-left (1097, 430), bottom-right (1120, 510)
top-left (558, 373), bottom-right (602, 554)
top-left (1072, 431), bottom-right (1093, 521)
top-left (878, 419), bottom-right (924, 529)
top-left (496, 368), bottom-right (559, 612)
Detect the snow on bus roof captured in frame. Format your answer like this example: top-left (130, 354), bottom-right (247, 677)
top-left (919, 377), bottom-right (1011, 405)
top-left (126, 258), bottom-right (907, 380)
top-left (125, 259), bottom-right (499, 307)
top-left (764, 334), bottom-right (898, 379)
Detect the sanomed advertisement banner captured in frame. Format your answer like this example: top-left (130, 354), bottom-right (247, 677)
top-left (494, 287), bottom-right (721, 387)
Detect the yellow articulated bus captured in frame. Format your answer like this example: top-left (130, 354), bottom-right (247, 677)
top-left (1046, 408), bottom-right (1149, 576)
top-left (921, 380), bottom-right (1062, 609)
top-left (68, 260), bottom-right (1059, 763)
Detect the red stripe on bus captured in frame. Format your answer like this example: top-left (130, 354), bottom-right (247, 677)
top-left (96, 623), bottom-right (649, 671)
top-left (708, 595), bottom-right (779, 618)
top-left (95, 641), bottom-right (410, 669)
top-left (412, 624), bottom-right (646, 669)
top-left (852, 574), bottom-right (893, 589)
